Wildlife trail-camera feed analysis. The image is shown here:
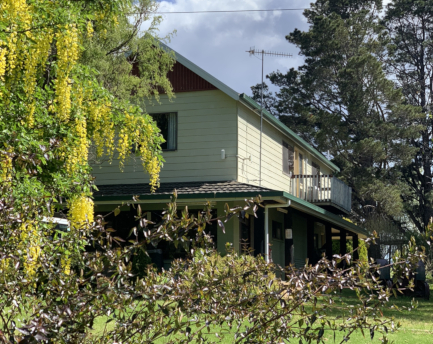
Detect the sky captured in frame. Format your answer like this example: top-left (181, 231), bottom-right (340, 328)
top-left (142, 0), bottom-right (310, 96)
top-left (144, 0), bottom-right (393, 96)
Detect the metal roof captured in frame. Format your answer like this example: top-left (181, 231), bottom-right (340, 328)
top-left (94, 181), bottom-right (273, 197)
top-left (93, 181), bottom-right (366, 237)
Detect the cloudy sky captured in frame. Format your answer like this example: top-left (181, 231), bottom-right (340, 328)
top-left (143, 0), bottom-right (310, 96)
top-left (144, 1), bottom-right (393, 96)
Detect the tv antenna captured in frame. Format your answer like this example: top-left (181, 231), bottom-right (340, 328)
top-left (246, 47), bottom-right (292, 187)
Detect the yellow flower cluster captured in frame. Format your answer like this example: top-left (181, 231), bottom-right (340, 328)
top-left (0, 48), bottom-right (6, 81)
top-left (22, 33), bottom-right (53, 127)
top-left (60, 196), bottom-right (94, 275)
top-left (5, 31), bottom-right (18, 75)
top-left (0, 148), bottom-right (12, 182)
top-left (0, 258), bottom-right (11, 274)
top-left (61, 256), bottom-right (71, 275)
top-left (0, 1), bottom-right (162, 194)
top-left (89, 100), bottom-right (115, 159)
top-left (144, 155), bottom-right (161, 191)
top-left (116, 113), bottom-right (161, 191)
top-left (65, 116), bottom-right (89, 174)
top-left (86, 21), bottom-right (94, 38)
top-left (1, 0), bottom-right (31, 79)
top-left (54, 26), bottom-right (80, 121)
top-left (1, 0), bottom-right (31, 26)
top-left (20, 222), bottom-right (41, 277)
top-left (68, 195), bottom-right (94, 231)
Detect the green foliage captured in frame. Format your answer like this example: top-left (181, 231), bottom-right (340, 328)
top-left (131, 248), bottom-right (152, 279)
top-left (358, 239), bottom-right (368, 263)
top-left (254, 0), bottom-right (422, 223)
top-left (383, 0), bottom-right (433, 233)
top-left (80, 0), bottom-right (175, 108)
top-left (331, 239), bottom-right (353, 255)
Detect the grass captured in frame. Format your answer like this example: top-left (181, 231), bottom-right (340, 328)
top-left (319, 291), bottom-right (433, 344)
top-left (91, 291), bottom-right (433, 343)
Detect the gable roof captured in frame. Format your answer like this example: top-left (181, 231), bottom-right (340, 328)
top-left (160, 43), bottom-right (340, 173)
top-left (168, 61), bottom-right (218, 93)
top-left (161, 43), bottom-right (239, 100)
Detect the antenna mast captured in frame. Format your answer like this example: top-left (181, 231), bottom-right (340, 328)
top-left (246, 48), bottom-right (292, 187)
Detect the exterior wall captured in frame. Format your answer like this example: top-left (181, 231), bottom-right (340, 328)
top-left (91, 90), bottom-right (238, 186)
top-left (237, 102), bottom-right (333, 194)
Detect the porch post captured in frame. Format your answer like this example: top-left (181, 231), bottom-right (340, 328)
top-left (353, 233), bottom-right (359, 260)
top-left (307, 217), bottom-right (315, 265)
top-left (339, 228), bottom-right (347, 255)
top-left (325, 223), bottom-right (332, 259)
top-left (253, 207), bottom-right (264, 257)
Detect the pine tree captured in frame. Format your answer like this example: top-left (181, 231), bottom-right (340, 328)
top-left (383, 0), bottom-right (433, 233)
top-left (254, 0), bottom-right (422, 223)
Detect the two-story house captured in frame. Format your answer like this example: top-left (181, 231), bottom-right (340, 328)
top-left (91, 45), bottom-right (367, 270)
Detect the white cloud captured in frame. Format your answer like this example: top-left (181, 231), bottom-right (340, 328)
top-left (142, 0), bottom-right (309, 95)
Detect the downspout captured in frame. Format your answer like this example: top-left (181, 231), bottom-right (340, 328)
top-left (264, 200), bottom-right (290, 263)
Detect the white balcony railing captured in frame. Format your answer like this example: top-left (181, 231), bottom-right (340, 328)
top-left (290, 175), bottom-right (352, 213)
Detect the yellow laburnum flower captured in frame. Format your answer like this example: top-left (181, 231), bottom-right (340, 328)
top-left (68, 195), bottom-right (94, 231)
top-left (0, 147), bottom-right (13, 182)
top-left (54, 26), bottom-right (80, 121)
top-left (61, 257), bottom-right (71, 275)
top-left (0, 48), bottom-right (6, 81)
top-left (20, 223), bottom-right (41, 277)
top-left (86, 21), bottom-right (94, 38)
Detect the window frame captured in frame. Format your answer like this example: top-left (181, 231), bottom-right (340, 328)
top-left (148, 112), bottom-right (178, 151)
top-left (312, 161), bottom-right (321, 187)
top-left (282, 140), bottom-right (295, 176)
top-left (299, 152), bottom-right (304, 175)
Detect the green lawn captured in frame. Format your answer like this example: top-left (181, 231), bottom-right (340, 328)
top-left (92, 292), bottom-right (433, 343)
top-left (319, 292), bottom-right (433, 344)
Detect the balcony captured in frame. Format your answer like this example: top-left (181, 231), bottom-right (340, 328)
top-left (290, 175), bottom-right (352, 214)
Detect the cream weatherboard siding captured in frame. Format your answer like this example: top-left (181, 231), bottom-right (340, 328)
top-left (236, 102), bottom-right (333, 195)
top-left (91, 90), bottom-right (238, 186)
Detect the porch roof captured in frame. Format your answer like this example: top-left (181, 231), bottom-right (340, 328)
top-left (93, 181), bottom-right (367, 237)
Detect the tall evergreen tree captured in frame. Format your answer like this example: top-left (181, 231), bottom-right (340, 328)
top-left (383, 0), bottom-right (433, 233)
top-left (253, 0), bottom-right (422, 223)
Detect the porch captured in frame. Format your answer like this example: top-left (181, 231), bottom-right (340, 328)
top-left (250, 203), bottom-right (362, 271)
top-left (92, 180), bottom-right (366, 272)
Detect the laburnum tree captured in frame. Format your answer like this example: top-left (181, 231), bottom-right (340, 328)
top-left (0, 0), bottom-right (168, 339)
top-left (0, 1), bottom-right (431, 343)
top-left (252, 0), bottom-right (422, 224)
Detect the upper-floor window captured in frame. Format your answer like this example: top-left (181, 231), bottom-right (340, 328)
top-left (299, 153), bottom-right (304, 175)
top-left (312, 161), bottom-right (321, 187)
top-left (150, 112), bottom-right (177, 150)
top-left (282, 141), bottom-right (294, 175)
top-left (312, 161), bottom-right (320, 175)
